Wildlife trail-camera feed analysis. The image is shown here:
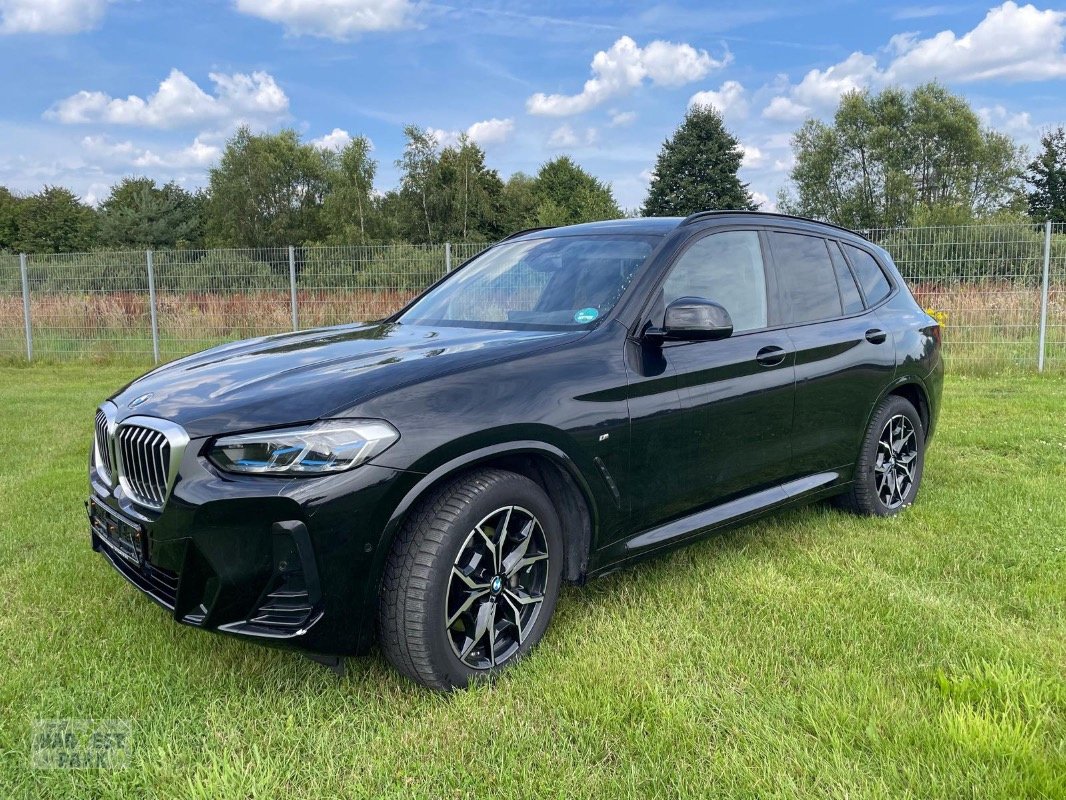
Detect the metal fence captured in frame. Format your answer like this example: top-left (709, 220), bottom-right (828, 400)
top-left (0, 223), bottom-right (1063, 372)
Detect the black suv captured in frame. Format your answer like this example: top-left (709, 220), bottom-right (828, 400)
top-left (88, 211), bottom-right (943, 690)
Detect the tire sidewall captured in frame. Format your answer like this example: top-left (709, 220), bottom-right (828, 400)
top-left (425, 472), bottom-right (564, 688)
top-left (862, 396), bottom-right (925, 516)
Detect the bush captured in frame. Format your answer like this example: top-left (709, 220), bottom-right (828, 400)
top-left (298, 243), bottom-right (448, 292)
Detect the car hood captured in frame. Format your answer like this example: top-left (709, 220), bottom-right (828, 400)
top-left (109, 322), bottom-right (583, 437)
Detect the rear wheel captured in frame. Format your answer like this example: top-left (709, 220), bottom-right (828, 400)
top-left (378, 469), bottom-right (563, 690)
top-left (836, 395), bottom-right (925, 517)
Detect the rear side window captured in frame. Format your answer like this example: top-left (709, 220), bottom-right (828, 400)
top-left (767, 232), bottom-right (842, 324)
top-left (661, 230), bottom-right (768, 332)
top-left (844, 244), bottom-right (893, 306)
top-left (828, 241), bottom-right (865, 313)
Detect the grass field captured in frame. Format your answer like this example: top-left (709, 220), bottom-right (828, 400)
top-left (0, 365), bottom-right (1063, 798)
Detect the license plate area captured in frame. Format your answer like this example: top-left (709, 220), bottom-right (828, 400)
top-left (88, 498), bottom-right (145, 567)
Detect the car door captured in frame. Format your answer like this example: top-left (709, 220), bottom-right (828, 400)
top-left (626, 228), bottom-right (796, 531)
top-left (765, 231), bottom-right (897, 476)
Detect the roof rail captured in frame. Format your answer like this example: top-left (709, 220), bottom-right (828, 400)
top-left (498, 225), bottom-right (556, 242)
top-left (679, 210), bottom-right (868, 241)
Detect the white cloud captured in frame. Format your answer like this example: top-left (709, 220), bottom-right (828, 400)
top-left (978, 104), bottom-right (1034, 134)
top-left (0, 0), bottom-right (110, 34)
top-left (886, 2), bottom-right (1066, 82)
top-left (527, 35), bottom-right (730, 116)
top-left (609, 110), bottom-right (637, 127)
top-left (311, 127), bottom-right (353, 150)
top-left (547, 124), bottom-right (598, 148)
top-left (688, 80), bottom-right (748, 120)
top-left (428, 118), bottom-right (515, 148)
top-left (750, 191), bottom-right (775, 211)
top-left (740, 144), bottom-right (764, 168)
top-left (466, 117), bottom-right (514, 146)
top-left (81, 134), bottom-right (221, 169)
top-left (235, 0), bottom-right (414, 39)
top-left (46, 69), bottom-right (289, 129)
top-left (761, 95), bottom-right (809, 121)
top-left (762, 3), bottom-right (1066, 120)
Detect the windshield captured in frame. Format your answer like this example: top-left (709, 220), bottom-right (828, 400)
top-left (397, 234), bottom-right (661, 330)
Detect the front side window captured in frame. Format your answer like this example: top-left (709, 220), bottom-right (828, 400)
top-left (768, 232), bottom-right (843, 324)
top-left (660, 230), bottom-right (768, 333)
top-left (398, 234), bottom-right (661, 330)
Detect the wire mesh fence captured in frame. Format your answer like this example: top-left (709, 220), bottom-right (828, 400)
top-left (0, 226), bottom-right (1062, 372)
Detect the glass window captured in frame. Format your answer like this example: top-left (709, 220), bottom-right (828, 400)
top-left (828, 241), bottom-right (865, 313)
top-left (843, 244), bottom-right (893, 306)
top-left (398, 234), bottom-right (661, 330)
top-left (768, 232), bottom-right (843, 324)
top-left (660, 231), bottom-right (768, 333)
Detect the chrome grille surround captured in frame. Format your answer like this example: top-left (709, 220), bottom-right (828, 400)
top-left (112, 416), bottom-right (190, 511)
top-left (93, 403), bottom-right (118, 486)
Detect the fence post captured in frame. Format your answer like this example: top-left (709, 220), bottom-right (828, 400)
top-left (19, 253), bottom-right (32, 361)
top-left (445, 242), bottom-right (452, 273)
top-left (288, 245), bottom-right (299, 331)
top-left (1038, 220), bottom-right (1051, 373)
top-left (146, 250), bottom-right (160, 364)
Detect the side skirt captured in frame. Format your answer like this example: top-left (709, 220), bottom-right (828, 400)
top-left (590, 471), bottom-right (844, 572)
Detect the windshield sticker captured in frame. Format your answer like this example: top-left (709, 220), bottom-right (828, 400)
top-left (574, 308), bottom-right (600, 324)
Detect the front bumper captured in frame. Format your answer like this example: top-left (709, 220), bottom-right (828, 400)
top-left (88, 435), bottom-right (412, 656)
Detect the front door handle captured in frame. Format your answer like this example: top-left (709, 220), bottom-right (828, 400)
top-left (756, 345), bottom-right (787, 367)
top-left (865, 328), bottom-right (888, 345)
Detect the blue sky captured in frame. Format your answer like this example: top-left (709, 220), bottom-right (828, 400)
top-left (1, 1), bottom-right (1064, 211)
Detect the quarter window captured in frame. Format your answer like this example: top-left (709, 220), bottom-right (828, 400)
top-left (843, 244), bottom-right (893, 306)
top-left (768, 232), bottom-right (843, 324)
top-left (661, 231), bottom-right (768, 333)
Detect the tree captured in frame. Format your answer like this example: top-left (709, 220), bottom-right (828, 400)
top-left (98, 177), bottom-right (204, 248)
top-left (435, 135), bottom-right (504, 241)
top-left (206, 127), bottom-right (331, 247)
top-left (643, 105), bottom-right (756, 215)
top-left (0, 187), bottom-right (20, 252)
top-left (530, 157), bottom-right (622, 226)
top-left (322, 135), bottom-right (378, 244)
top-left (496, 173), bottom-right (539, 235)
top-left (780, 83), bottom-right (1026, 229)
top-left (396, 125), bottom-right (440, 243)
top-left (1027, 127), bottom-right (1066, 223)
top-left (15, 186), bottom-right (97, 253)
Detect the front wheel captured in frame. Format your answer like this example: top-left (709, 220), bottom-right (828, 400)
top-left (377, 469), bottom-right (563, 690)
top-left (836, 395), bottom-right (926, 517)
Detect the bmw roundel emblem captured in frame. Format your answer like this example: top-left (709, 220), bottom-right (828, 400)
top-left (128, 393), bottom-right (152, 409)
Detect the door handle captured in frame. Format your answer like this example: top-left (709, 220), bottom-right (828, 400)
top-left (865, 328), bottom-right (888, 345)
top-left (756, 345), bottom-right (787, 367)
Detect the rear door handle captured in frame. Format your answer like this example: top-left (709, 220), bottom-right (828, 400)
top-left (756, 345), bottom-right (787, 367)
top-left (865, 328), bottom-right (887, 345)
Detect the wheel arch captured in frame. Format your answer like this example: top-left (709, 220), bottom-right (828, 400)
top-left (378, 441), bottom-right (597, 586)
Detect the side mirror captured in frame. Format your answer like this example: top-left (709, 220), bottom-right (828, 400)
top-left (650, 296), bottom-right (733, 342)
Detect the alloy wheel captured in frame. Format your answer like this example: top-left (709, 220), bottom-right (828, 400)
top-left (445, 505), bottom-right (550, 670)
top-left (875, 413), bottom-right (918, 509)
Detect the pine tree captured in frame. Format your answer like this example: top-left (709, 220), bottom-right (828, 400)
top-left (1027, 127), bottom-right (1066, 223)
top-left (642, 105), bottom-right (756, 216)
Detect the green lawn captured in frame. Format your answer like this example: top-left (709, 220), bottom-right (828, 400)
top-left (0, 365), bottom-right (1063, 799)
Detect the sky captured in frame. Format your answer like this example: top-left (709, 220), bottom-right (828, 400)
top-left (0, 0), bottom-right (1064, 212)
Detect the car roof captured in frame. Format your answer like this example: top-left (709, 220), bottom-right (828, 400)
top-left (504, 211), bottom-right (868, 244)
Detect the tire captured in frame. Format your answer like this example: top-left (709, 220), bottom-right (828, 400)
top-left (377, 468), bottom-right (564, 690)
top-left (835, 395), bottom-right (926, 517)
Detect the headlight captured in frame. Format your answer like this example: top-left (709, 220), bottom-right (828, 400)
top-left (208, 420), bottom-right (399, 475)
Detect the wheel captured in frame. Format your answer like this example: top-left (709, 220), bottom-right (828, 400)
top-left (377, 468), bottom-right (563, 690)
top-left (836, 395), bottom-right (925, 517)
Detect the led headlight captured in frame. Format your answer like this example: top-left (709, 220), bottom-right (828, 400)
top-left (208, 420), bottom-right (399, 475)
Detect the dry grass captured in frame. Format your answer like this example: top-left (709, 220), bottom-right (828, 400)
top-left (0, 283), bottom-right (1064, 369)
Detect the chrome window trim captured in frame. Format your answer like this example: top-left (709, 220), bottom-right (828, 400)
top-left (112, 415), bottom-right (190, 511)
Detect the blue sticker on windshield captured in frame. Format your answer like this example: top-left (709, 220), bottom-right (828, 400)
top-left (574, 307), bottom-right (600, 324)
